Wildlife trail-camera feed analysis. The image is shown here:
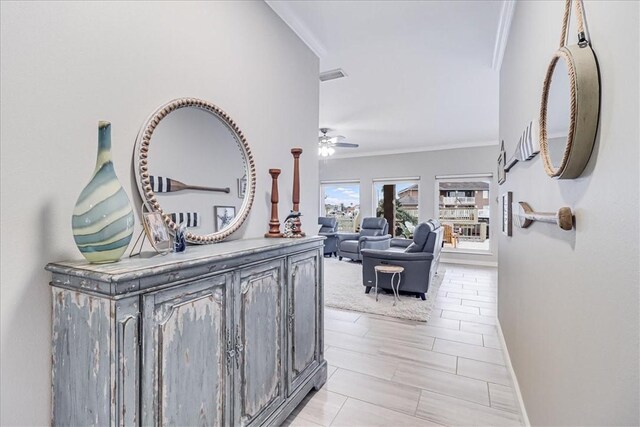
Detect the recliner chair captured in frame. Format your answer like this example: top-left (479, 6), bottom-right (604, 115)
top-left (361, 220), bottom-right (443, 300)
top-left (318, 216), bottom-right (338, 257)
top-left (337, 217), bottom-right (391, 261)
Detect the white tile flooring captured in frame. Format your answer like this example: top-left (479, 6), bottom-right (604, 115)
top-left (285, 263), bottom-right (523, 426)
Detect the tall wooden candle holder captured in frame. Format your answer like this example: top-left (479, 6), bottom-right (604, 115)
top-left (291, 148), bottom-right (305, 237)
top-left (265, 169), bottom-right (283, 238)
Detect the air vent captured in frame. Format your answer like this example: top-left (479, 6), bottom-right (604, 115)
top-left (319, 68), bottom-right (347, 82)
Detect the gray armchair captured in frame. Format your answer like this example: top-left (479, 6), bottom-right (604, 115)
top-left (361, 220), bottom-right (443, 300)
top-left (337, 217), bottom-right (391, 261)
top-left (318, 216), bottom-right (338, 257)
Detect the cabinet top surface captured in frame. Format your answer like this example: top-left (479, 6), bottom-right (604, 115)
top-left (46, 237), bottom-right (323, 279)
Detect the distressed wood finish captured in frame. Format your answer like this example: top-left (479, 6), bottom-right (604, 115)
top-left (235, 260), bottom-right (286, 426)
top-left (47, 237), bottom-right (326, 426)
top-left (52, 288), bottom-right (113, 426)
top-left (288, 251), bottom-right (322, 392)
top-left (142, 275), bottom-right (230, 426)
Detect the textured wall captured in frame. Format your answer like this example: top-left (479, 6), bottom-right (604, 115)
top-left (319, 145), bottom-right (498, 265)
top-left (498, 1), bottom-right (639, 425)
top-left (0, 2), bottom-right (319, 424)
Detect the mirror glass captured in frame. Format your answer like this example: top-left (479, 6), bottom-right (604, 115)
top-left (545, 57), bottom-right (572, 169)
top-left (135, 99), bottom-right (255, 243)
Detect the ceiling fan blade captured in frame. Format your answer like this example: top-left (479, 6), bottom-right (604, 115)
top-left (332, 142), bottom-right (359, 148)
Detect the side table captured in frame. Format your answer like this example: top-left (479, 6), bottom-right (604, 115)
top-left (374, 264), bottom-right (404, 306)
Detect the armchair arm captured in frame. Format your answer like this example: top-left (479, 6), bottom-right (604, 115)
top-left (337, 232), bottom-right (359, 242)
top-left (359, 234), bottom-right (392, 243)
top-left (319, 231), bottom-right (338, 237)
top-left (359, 234), bottom-right (391, 251)
top-left (390, 238), bottom-right (411, 248)
top-left (361, 249), bottom-right (434, 262)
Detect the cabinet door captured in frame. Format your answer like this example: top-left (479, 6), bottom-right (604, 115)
top-left (234, 260), bottom-right (286, 427)
top-left (141, 274), bottom-right (232, 426)
top-left (287, 250), bottom-right (321, 393)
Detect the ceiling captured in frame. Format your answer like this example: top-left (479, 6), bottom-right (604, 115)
top-left (267, 1), bottom-right (514, 157)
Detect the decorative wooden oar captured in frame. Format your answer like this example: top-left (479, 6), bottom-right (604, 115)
top-left (150, 176), bottom-right (229, 193)
top-left (515, 202), bottom-right (573, 231)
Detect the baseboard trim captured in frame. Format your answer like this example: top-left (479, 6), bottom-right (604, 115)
top-left (496, 318), bottom-right (531, 426)
top-left (440, 258), bottom-right (498, 267)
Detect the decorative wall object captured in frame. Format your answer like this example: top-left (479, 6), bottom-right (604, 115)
top-left (169, 212), bottom-right (200, 228)
top-left (214, 206), bottom-right (236, 232)
top-left (513, 201), bottom-right (574, 231)
top-left (290, 148), bottom-right (305, 236)
top-left (237, 174), bottom-right (247, 199)
top-left (497, 141), bottom-right (507, 185)
top-left (72, 121), bottom-right (134, 263)
top-left (134, 97), bottom-right (256, 244)
top-left (505, 121), bottom-right (539, 172)
top-left (149, 176), bottom-right (230, 193)
top-left (502, 192), bottom-right (513, 236)
top-left (265, 168), bottom-right (283, 237)
top-left (539, 0), bottom-right (600, 179)
top-left (142, 211), bottom-right (172, 253)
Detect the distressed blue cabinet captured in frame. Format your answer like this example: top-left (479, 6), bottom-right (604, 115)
top-left (47, 237), bottom-right (327, 426)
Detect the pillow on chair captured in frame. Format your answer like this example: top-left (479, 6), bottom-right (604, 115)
top-left (404, 222), bottom-right (432, 253)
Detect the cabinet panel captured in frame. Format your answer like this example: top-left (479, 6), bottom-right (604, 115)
top-left (287, 251), bottom-right (321, 392)
top-left (51, 288), bottom-right (113, 426)
top-left (235, 260), bottom-right (286, 427)
top-left (115, 297), bottom-right (140, 426)
top-left (142, 275), bottom-right (231, 426)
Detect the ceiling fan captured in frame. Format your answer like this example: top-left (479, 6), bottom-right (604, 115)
top-left (318, 128), bottom-right (359, 157)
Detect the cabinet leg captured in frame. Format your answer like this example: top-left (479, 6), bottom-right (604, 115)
top-left (420, 293), bottom-right (426, 301)
top-left (365, 286), bottom-right (372, 294)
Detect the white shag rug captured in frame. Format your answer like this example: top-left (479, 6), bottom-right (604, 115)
top-left (323, 257), bottom-right (444, 322)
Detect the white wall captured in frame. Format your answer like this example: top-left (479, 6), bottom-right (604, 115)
top-left (319, 146), bottom-right (498, 265)
top-left (499, 1), bottom-right (639, 425)
top-left (0, 2), bottom-right (319, 425)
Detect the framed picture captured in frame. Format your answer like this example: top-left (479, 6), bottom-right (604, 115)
top-left (237, 175), bottom-right (247, 199)
top-left (214, 206), bottom-right (236, 231)
top-left (142, 212), bottom-right (172, 253)
top-left (497, 140), bottom-right (506, 185)
top-left (502, 192), bottom-right (513, 237)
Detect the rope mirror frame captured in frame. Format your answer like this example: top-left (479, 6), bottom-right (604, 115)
top-left (134, 97), bottom-right (256, 244)
top-left (539, 0), bottom-right (601, 179)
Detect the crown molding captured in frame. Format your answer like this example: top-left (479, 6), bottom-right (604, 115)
top-left (492, 0), bottom-right (516, 71)
top-left (323, 139), bottom-right (499, 160)
top-left (265, 1), bottom-right (326, 59)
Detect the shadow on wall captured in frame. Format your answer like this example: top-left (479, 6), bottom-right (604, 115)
top-left (3, 199), bottom-right (67, 416)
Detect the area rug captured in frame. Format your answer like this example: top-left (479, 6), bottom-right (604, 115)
top-left (323, 257), bottom-right (444, 322)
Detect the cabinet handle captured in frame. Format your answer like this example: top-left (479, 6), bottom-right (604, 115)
top-left (292, 265), bottom-right (299, 279)
top-left (288, 301), bottom-right (295, 331)
top-left (235, 325), bottom-right (243, 370)
top-left (226, 333), bottom-right (235, 374)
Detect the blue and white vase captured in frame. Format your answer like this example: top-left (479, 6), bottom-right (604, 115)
top-left (72, 121), bottom-right (134, 263)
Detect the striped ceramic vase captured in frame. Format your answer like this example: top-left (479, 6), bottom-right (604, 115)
top-left (72, 121), bottom-right (134, 263)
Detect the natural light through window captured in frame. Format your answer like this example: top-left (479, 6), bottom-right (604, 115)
top-left (320, 182), bottom-right (360, 232)
top-left (373, 179), bottom-right (419, 238)
top-left (435, 175), bottom-right (491, 253)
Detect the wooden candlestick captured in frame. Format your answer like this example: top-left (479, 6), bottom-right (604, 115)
top-left (265, 169), bottom-right (283, 237)
top-left (291, 148), bottom-right (305, 236)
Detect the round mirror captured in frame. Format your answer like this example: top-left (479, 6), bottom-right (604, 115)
top-left (539, 45), bottom-right (600, 179)
top-left (134, 98), bottom-right (256, 244)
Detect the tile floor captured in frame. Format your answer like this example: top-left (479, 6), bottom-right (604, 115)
top-left (284, 263), bottom-right (523, 427)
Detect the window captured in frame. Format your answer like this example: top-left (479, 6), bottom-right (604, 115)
top-left (373, 179), bottom-right (419, 238)
top-left (320, 182), bottom-right (360, 232)
top-left (435, 175), bottom-right (492, 253)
